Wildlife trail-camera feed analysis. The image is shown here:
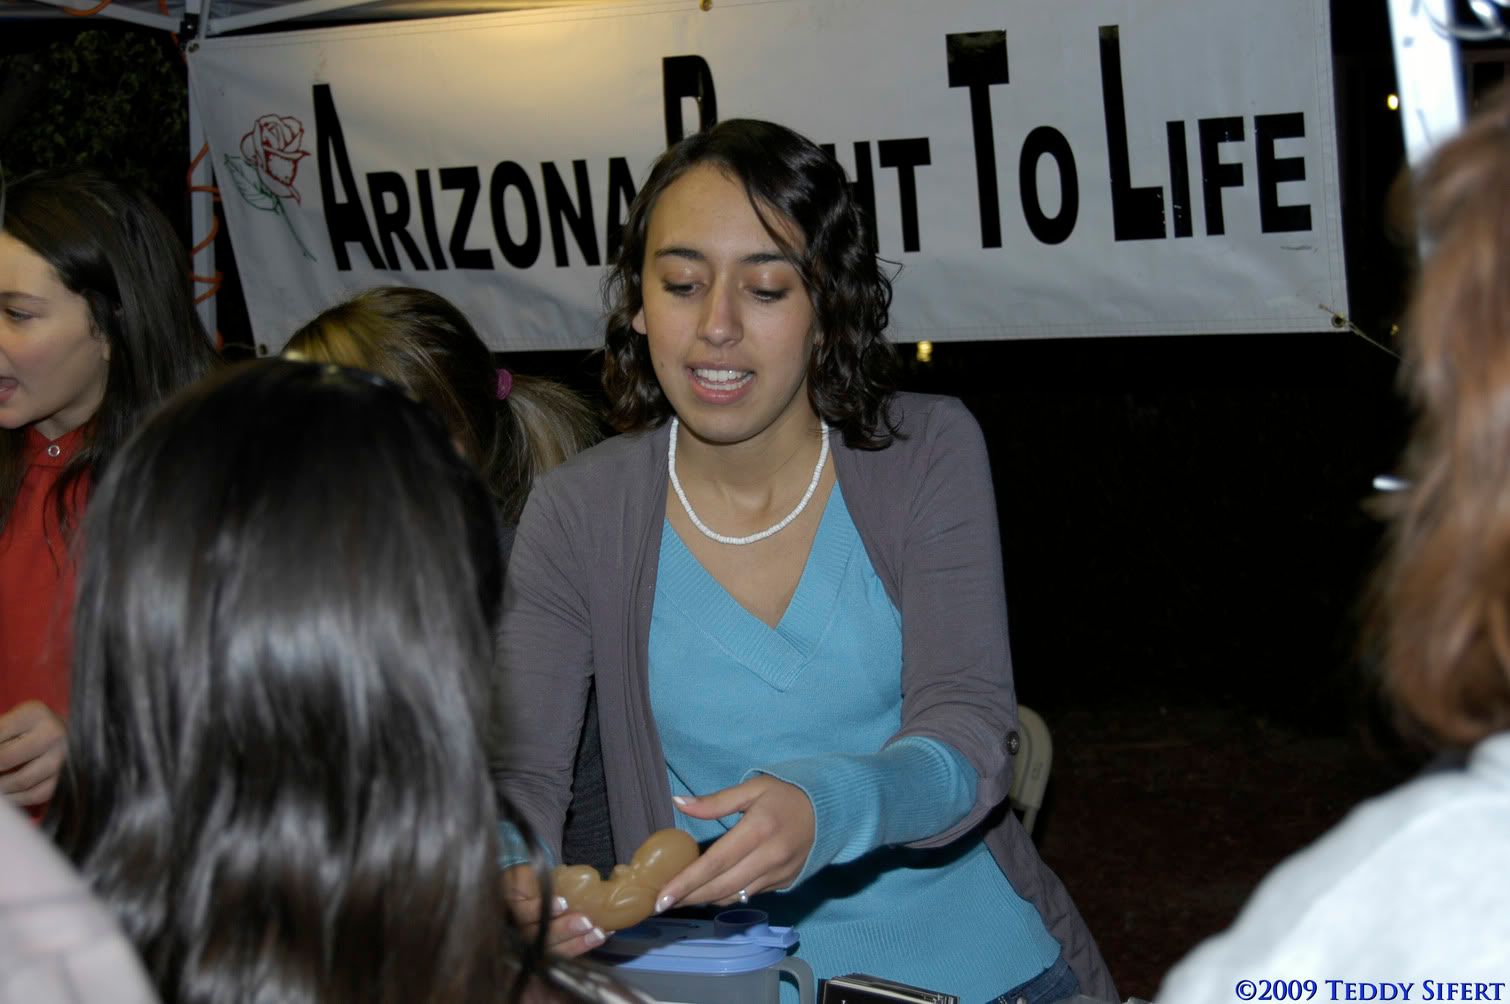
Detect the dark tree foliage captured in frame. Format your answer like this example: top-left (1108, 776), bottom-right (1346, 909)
top-left (1, 25), bottom-right (189, 230)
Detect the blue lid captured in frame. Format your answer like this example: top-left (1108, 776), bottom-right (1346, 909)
top-left (592, 910), bottom-right (800, 975)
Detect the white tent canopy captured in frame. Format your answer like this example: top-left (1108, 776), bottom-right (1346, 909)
top-left (1, 1), bottom-right (580, 34)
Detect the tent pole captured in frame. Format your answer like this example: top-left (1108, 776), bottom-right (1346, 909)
top-left (1386, 0), bottom-right (1465, 170)
top-left (186, 0), bottom-right (217, 343)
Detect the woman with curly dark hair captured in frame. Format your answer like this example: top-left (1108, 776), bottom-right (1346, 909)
top-left (494, 119), bottom-right (1114, 1004)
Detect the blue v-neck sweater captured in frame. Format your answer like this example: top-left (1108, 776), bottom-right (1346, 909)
top-left (649, 486), bottom-right (1060, 1003)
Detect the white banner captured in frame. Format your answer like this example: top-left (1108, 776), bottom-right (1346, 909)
top-left (187, 0), bottom-right (1347, 351)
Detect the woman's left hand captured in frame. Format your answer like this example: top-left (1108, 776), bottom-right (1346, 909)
top-left (654, 776), bottom-right (815, 912)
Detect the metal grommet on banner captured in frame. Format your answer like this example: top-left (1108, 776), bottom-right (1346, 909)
top-left (700, 0), bottom-right (712, 9)
top-left (46, 444), bottom-right (61, 458)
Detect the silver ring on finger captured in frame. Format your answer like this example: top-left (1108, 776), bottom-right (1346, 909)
top-left (737, 888), bottom-right (750, 904)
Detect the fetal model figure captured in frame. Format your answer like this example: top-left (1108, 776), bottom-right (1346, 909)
top-left (553, 829), bottom-right (700, 931)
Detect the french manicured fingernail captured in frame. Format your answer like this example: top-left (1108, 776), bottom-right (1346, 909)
top-left (585, 927), bottom-right (606, 947)
top-left (552, 896), bottom-right (569, 916)
top-left (655, 894), bottom-right (676, 913)
top-left (570, 915), bottom-right (594, 935)
top-left (672, 795), bottom-right (692, 807)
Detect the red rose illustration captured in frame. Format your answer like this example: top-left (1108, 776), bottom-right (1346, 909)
top-left (225, 112), bottom-right (317, 261)
top-left (240, 114), bottom-right (310, 203)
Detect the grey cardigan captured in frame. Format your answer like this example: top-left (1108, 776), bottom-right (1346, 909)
top-left (494, 392), bottom-right (1115, 1000)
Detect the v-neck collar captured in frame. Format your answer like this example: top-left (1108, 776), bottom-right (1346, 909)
top-left (655, 484), bottom-right (855, 691)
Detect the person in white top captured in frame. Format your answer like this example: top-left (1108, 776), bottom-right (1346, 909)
top-left (0, 798), bottom-right (157, 1004)
top-left (1159, 84), bottom-right (1510, 1003)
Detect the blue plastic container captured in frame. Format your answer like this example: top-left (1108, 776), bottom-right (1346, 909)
top-left (591, 909), bottom-right (815, 1004)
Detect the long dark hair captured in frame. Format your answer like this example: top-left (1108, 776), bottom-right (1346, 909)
top-left (49, 359), bottom-right (575, 1004)
top-left (0, 170), bottom-right (218, 532)
top-left (287, 287), bottom-right (601, 524)
top-left (601, 119), bottom-right (900, 448)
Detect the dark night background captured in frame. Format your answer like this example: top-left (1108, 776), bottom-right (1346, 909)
top-left (4, 2), bottom-right (1509, 998)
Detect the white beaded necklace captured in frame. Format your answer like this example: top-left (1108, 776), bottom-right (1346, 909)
top-left (668, 416), bottom-right (830, 546)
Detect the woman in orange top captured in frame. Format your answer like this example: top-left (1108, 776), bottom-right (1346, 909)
top-left (0, 171), bottom-right (218, 810)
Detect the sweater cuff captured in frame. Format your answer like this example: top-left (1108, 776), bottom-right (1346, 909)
top-left (745, 736), bottom-right (976, 889)
top-left (497, 819), bottom-right (556, 871)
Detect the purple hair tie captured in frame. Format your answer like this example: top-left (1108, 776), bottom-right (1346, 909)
top-left (495, 368), bottom-right (513, 401)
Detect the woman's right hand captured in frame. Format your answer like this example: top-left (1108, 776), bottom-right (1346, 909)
top-left (0, 700), bottom-right (66, 807)
top-left (501, 863), bottom-right (609, 956)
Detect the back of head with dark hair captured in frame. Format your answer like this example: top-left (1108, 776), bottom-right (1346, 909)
top-left (1373, 84), bottom-right (1510, 749)
top-left (0, 170), bottom-right (219, 530)
top-left (287, 287), bottom-right (601, 524)
top-left (46, 359), bottom-right (577, 1004)
top-left (601, 119), bottom-right (899, 448)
